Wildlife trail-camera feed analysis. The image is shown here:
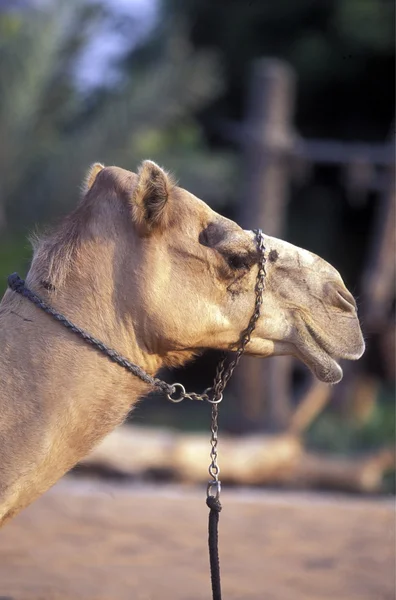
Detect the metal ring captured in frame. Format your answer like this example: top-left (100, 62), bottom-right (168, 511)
top-left (207, 480), bottom-right (221, 499)
top-left (206, 393), bottom-right (223, 404)
top-left (166, 383), bottom-right (186, 403)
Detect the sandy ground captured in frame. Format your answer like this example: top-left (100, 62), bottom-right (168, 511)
top-left (0, 478), bottom-right (394, 600)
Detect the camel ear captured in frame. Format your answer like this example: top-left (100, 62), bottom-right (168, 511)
top-left (132, 160), bottom-right (173, 232)
top-left (82, 163), bottom-right (105, 194)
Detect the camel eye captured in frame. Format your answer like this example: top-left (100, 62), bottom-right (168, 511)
top-left (227, 254), bottom-right (250, 270)
top-left (226, 250), bottom-right (259, 271)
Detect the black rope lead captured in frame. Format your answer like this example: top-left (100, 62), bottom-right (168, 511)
top-left (206, 495), bottom-right (223, 600)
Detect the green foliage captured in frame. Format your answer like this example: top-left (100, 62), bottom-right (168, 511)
top-left (306, 390), bottom-right (395, 493)
top-left (307, 386), bottom-right (395, 454)
top-left (0, 1), bottom-right (104, 225)
top-left (0, 2), bottom-right (235, 233)
top-left (334, 0), bottom-right (395, 52)
top-left (0, 234), bottom-right (32, 295)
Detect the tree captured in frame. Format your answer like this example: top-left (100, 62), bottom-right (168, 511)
top-left (0, 1), bottom-right (236, 233)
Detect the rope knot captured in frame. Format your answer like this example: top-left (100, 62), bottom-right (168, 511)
top-left (206, 495), bottom-right (222, 513)
top-left (8, 273), bottom-right (25, 293)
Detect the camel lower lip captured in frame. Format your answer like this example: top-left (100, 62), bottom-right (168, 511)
top-left (299, 321), bottom-right (344, 383)
top-left (313, 355), bottom-right (343, 384)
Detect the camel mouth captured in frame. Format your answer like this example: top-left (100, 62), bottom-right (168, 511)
top-left (296, 321), bottom-right (352, 384)
top-left (298, 313), bottom-right (365, 383)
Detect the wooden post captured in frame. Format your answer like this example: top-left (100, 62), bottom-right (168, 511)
top-left (235, 59), bottom-right (296, 432)
top-left (361, 164), bottom-right (395, 329)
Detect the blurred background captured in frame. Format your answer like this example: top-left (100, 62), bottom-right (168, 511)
top-left (0, 1), bottom-right (394, 599)
top-left (1, 0), bottom-right (394, 488)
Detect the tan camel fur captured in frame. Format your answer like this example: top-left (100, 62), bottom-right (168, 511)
top-left (0, 161), bottom-right (364, 525)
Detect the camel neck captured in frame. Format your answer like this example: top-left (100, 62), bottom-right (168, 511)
top-left (0, 277), bottom-right (154, 522)
top-left (26, 233), bottom-right (164, 378)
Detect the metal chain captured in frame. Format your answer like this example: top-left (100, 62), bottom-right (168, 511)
top-left (207, 402), bottom-right (221, 498)
top-left (204, 229), bottom-right (266, 501)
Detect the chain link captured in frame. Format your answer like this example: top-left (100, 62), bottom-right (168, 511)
top-left (207, 402), bottom-right (221, 497)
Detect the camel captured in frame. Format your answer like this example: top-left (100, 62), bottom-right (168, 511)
top-left (0, 160), bottom-right (364, 526)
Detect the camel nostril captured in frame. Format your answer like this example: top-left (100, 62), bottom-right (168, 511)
top-left (324, 281), bottom-right (357, 312)
top-left (335, 287), bottom-right (357, 312)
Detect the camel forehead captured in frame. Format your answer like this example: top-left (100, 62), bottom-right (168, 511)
top-left (170, 186), bottom-right (218, 224)
top-left (182, 188), bottom-right (212, 210)
top-left (104, 165), bottom-right (136, 178)
top-left (101, 165), bottom-right (138, 186)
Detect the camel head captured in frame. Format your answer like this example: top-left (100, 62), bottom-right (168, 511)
top-left (81, 160), bottom-right (365, 384)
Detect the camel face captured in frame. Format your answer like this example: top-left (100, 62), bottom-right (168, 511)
top-left (97, 160), bottom-right (364, 383)
top-left (241, 233), bottom-right (365, 383)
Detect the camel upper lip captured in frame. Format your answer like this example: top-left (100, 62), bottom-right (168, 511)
top-left (304, 321), bottom-right (338, 357)
top-left (304, 318), bottom-right (364, 361)
top-left (297, 320), bottom-right (344, 383)
top-left (300, 314), bottom-right (364, 383)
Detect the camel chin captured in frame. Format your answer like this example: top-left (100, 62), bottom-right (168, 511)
top-left (304, 350), bottom-right (343, 385)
